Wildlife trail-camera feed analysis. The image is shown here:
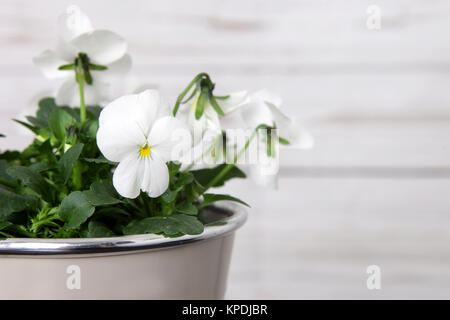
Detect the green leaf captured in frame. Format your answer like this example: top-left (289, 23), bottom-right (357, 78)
top-left (7, 166), bottom-right (52, 202)
top-left (37, 98), bottom-right (58, 124)
top-left (13, 119), bottom-right (39, 134)
top-left (0, 160), bottom-right (16, 184)
top-left (279, 136), bottom-right (290, 145)
top-left (58, 191), bottom-right (95, 229)
top-left (175, 202), bottom-right (198, 216)
top-left (192, 164), bottom-right (246, 188)
top-left (82, 156), bottom-right (115, 165)
top-left (214, 95), bottom-right (230, 100)
top-left (89, 64), bottom-right (108, 71)
top-left (48, 109), bottom-right (74, 142)
top-left (0, 185), bottom-right (38, 219)
top-left (209, 95), bottom-right (225, 116)
top-left (0, 133), bottom-right (4, 138)
top-left (199, 193), bottom-right (249, 209)
top-left (82, 120), bottom-right (99, 139)
top-left (0, 220), bottom-right (12, 231)
top-left (87, 221), bottom-right (115, 238)
top-left (161, 189), bottom-right (177, 203)
top-left (195, 90), bottom-right (208, 120)
top-left (58, 63), bottom-right (75, 70)
top-left (123, 214), bottom-right (204, 237)
top-left (86, 106), bottom-right (102, 119)
top-left (174, 172), bottom-right (194, 189)
top-left (29, 162), bottom-right (52, 173)
top-left (25, 115), bottom-right (47, 128)
top-left (58, 143), bottom-right (84, 184)
top-left (84, 180), bottom-right (122, 206)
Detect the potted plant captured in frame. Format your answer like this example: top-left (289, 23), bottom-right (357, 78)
top-left (0, 7), bottom-right (313, 299)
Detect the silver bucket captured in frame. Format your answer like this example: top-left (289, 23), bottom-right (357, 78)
top-left (0, 204), bottom-right (247, 299)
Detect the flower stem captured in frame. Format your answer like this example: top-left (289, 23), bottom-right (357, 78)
top-left (75, 58), bottom-right (86, 123)
top-left (77, 76), bottom-right (86, 123)
top-left (173, 72), bottom-right (210, 116)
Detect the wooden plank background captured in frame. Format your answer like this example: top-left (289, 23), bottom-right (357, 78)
top-left (1, 0), bottom-right (450, 299)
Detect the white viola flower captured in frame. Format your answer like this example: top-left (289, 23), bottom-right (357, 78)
top-left (33, 7), bottom-right (131, 106)
top-left (240, 90), bottom-right (314, 188)
top-left (96, 90), bottom-right (191, 198)
top-left (241, 90), bottom-right (314, 149)
top-left (177, 91), bottom-right (248, 169)
top-left (178, 91), bottom-right (248, 146)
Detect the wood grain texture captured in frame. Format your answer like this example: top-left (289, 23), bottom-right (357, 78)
top-left (0, 0), bottom-right (449, 299)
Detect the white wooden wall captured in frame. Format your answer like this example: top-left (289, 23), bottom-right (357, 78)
top-left (1, 0), bottom-right (450, 299)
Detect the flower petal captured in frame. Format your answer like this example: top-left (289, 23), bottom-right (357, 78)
top-left (141, 154), bottom-right (170, 198)
top-left (217, 91), bottom-right (249, 114)
top-left (93, 54), bottom-right (132, 82)
top-left (33, 50), bottom-right (71, 79)
top-left (70, 30), bottom-right (127, 65)
top-left (241, 99), bottom-right (274, 129)
top-left (266, 103), bottom-right (314, 149)
top-left (112, 152), bottom-right (142, 199)
top-left (97, 94), bottom-right (148, 162)
top-left (57, 7), bottom-right (93, 43)
top-left (252, 89), bottom-right (283, 109)
top-left (149, 116), bottom-right (192, 162)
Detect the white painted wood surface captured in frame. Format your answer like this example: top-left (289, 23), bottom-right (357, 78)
top-left (0, 0), bottom-right (449, 299)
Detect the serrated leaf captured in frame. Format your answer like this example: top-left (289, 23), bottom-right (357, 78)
top-left (87, 221), bottom-right (115, 238)
top-left (48, 109), bottom-right (73, 142)
top-left (58, 143), bottom-right (84, 184)
top-left (84, 180), bottom-right (122, 206)
top-left (199, 193), bottom-right (249, 209)
top-left (175, 202), bottom-right (198, 216)
top-left (0, 185), bottom-right (38, 219)
top-left (123, 214), bottom-right (204, 236)
top-left (59, 191), bottom-right (95, 229)
top-left (7, 166), bottom-right (52, 202)
top-left (192, 164), bottom-right (246, 188)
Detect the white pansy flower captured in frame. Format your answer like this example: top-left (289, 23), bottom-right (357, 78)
top-left (241, 90), bottom-right (314, 149)
top-left (240, 89), bottom-right (314, 187)
top-left (177, 91), bottom-right (248, 169)
top-left (33, 7), bottom-right (131, 106)
top-left (178, 91), bottom-right (248, 146)
top-left (96, 90), bottom-right (191, 198)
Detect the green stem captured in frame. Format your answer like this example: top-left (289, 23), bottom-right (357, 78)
top-left (202, 125), bottom-right (264, 192)
top-left (76, 59), bottom-right (86, 123)
top-left (173, 72), bottom-right (210, 116)
top-left (77, 77), bottom-right (86, 123)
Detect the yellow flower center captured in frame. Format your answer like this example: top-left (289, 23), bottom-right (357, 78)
top-left (139, 144), bottom-right (151, 157)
